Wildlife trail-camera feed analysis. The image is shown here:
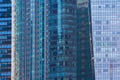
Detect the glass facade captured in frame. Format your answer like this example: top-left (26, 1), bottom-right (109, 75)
top-left (44, 0), bottom-right (77, 80)
top-left (90, 0), bottom-right (120, 80)
top-left (0, 0), bottom-right (11, 80)
top-left (12, 0), bottom-right (44, 80)
top-left (11, 0), bottom-right (120, 80)
top-left (77, 1), bottom-right (94, 80)
top-left (12, 0), bottom-right (78, 80)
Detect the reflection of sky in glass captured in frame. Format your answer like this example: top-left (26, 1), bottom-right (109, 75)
top-left (91, 0), bottom-right (120, 80)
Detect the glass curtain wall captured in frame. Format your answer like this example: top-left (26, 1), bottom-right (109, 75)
top-left (12, 0), bottom-right (44, 80)
top-left (44, 0), bottom-right (77, 80)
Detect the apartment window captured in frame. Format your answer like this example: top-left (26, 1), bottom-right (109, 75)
top-left (103, 69), bottom-right (108, 72)
top-left (95, 20), bottom-right (101, 24)
top-left (112, 4), bottom-right (115, 8)
top-left (105, 4), bottom-right (110, 8)
top-left (98, 6), bottom-right (101, 8)
top-left (96, 31), bottom-right (101, 35)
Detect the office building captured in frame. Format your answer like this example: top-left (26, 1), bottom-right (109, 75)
top-left (0, 0), bottom-right (11, 80)
top-left (44, 0), bottom-right (77, 80)
top-left (90, 0), bottom-right (120, 80)
top-left (12, 0), bottom-right (77, 80)
top-left (77, 0), bottom-right (120, 80)
top-left (77, 0), bottom-right (94, 80)
top-left (12, 0), bottom-right (120, 80)
top-left (12, 0), bottom-right (44, 80)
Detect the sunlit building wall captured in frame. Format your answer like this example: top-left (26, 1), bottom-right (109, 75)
top-left (90, 0), bottom-right (120, 80)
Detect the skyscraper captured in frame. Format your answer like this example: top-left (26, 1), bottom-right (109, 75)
top-left (12, 0), bottom-right (44, 80)
top-left (12, 0), bottom-right (120, 80)
top-left (44, 0), bottom-right (77, 80)
top-left (90, 0), bottom-right (120, 80)
top-left (77, 0), bottom-right (94, 80)
top-left (12, 0), bottom-right (77, 80)
top-left (0, 0), bottom-right (11, 80)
